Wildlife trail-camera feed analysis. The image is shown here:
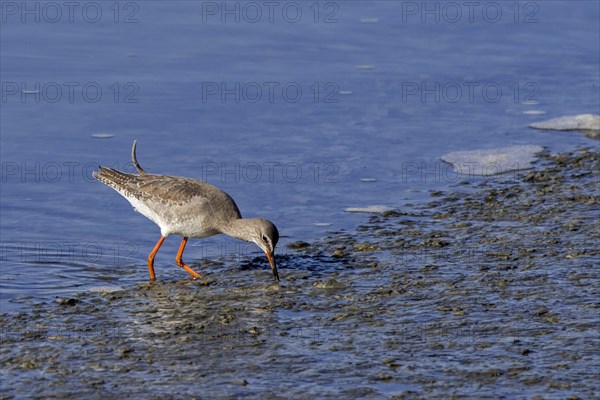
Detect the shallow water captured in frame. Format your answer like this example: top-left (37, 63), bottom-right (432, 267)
top-left (2, 1), bottom-right (598, 311)
top-left (1, 1), bottom-right (599, 397)
top-left (1, 149), bottom-right (598, 398)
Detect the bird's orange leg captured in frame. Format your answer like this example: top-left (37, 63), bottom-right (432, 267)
top-left (175, 237), bottom-right (203, 279)
top-left (147, 236), bottom-right (166, 281)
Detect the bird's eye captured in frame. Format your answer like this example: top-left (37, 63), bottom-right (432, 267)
top-left (262, 235), bottom-right (268, 242)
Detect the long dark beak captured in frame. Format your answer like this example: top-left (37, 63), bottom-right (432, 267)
top-left (265, 251), bottom-right (279, 281)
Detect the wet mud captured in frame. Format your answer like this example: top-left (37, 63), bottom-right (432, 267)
top-left (1, 148), bottom-right (599, 399)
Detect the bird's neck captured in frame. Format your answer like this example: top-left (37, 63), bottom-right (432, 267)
top-left (221, 218), bottom-right (256, 242)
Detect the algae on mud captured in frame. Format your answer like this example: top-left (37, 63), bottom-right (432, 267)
top-left (1, 148), bottom-right (598, 399)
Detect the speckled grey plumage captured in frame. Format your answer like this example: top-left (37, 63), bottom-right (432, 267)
top-left (93, 141), bottom-right (280, 280)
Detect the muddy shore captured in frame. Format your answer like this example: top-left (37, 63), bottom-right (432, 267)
top-left (1, 147), bottom-right (598, 399)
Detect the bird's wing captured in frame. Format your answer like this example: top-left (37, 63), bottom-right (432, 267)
top-left (94, 167), bottom-right (215, 204)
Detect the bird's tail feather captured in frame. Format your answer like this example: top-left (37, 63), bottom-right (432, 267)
top-left (131, 140), bottom-right (147, 175)
top-left (93, 166), bottom-right (134, 190)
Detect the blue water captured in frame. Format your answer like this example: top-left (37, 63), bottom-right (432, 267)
top-left (1, 1), bottom-right (599, 312)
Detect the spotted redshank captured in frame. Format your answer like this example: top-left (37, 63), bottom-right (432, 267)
top-left (93, 141), bottom-right (279, 281)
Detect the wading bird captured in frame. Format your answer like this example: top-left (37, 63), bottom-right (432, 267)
top-left (93, 141), bottom-right (279, 281)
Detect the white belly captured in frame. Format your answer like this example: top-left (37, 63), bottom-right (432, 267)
top-left (126, 196), bottom-right (219, 238)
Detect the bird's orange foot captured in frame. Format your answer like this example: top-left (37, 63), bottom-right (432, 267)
top-left (176, 258), bottom-right (204, 280)
top-left (175, 237), bottom-right (204, 280)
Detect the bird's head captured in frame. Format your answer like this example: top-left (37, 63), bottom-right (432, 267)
top-left (249, 218), bottom-right (279, 281)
